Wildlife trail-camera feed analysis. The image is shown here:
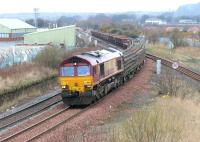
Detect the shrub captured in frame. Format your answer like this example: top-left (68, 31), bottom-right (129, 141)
top-left (33, 46), bottom-right (62, 69)
top-left (155, 70), bottom-right (181, 96)
top-left (128, 33), bottom-right (138, 39)
top-left (111, 104), bottom-right (184, 142)
top-left (33, 46), bottom-right (104, 69)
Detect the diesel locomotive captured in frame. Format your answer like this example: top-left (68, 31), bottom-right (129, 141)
top-left (59, 31), bottom-right (145, 105)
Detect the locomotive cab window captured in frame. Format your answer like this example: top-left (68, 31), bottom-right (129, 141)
top-left (117, 60), bottom-right (122, 70)
top-left (100, 63), bottom-right (105, 77)
top-left (77, 66), bottom-right (90, 76)
top-left (60, 66), bottom-right (74, 76)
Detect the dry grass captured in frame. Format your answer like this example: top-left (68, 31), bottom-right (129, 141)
top-left (146, 43), bottom-right (200, 73)
top-left (111, 68), bottom-right (200, 142)
top-left (111, 96), bottom-right (200, 142)
top-left (157, 97), bottom-right (200, 142)
top-left (111, 100), bottom-right (185, 142)
top-left (0, 63), bottom-right (56, 94)
top-left (0, 78), bottom-right (58, 112)
top-left (155, 69), bottom-right (181, 96)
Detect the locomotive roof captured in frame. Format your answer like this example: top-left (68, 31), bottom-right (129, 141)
top-left (112, 35), bottom-right (128, 39)
top-left (76, 47), bottom-right (122, 66)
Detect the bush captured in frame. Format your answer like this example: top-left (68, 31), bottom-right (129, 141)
top-left (155, 70), bottom-right (181, 96)
top-left (33, 46), bottom-right (104, 70)
top-left (111, 104), bottom-right (184, 142)
top-left (33, 46), bottom-right (62, 69)
top-left (110, 29), bottom-right (119, 34)
top-left (128, 33), bottom-right (138, 39)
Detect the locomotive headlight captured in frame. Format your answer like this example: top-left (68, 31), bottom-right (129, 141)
top-left (62, 86), bottom-right (66, 89)
top-left (62, 85), bottom-right (69, 90)
top-left (84, 85), bottom-right (92, 89)
top-left (84, 81), bottom-right (92, 89)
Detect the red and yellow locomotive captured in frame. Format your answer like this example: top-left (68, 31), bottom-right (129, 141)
top-left (59, 31), bottom-right (145, 105)
top-left (59, 48), bottom-right (124, 105)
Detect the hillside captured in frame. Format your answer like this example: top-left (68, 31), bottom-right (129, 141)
top-left (175, 2), bottom-right (200, 17)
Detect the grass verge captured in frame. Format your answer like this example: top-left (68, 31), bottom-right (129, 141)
top-left (146, 43), bottom-right (200, 73)
top-left (0, 78), bottom-right (58, 112)
top-left (111, 99), bottom-right (184, 142)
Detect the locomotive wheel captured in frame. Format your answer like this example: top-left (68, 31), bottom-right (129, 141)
top-left (114, 79), bottom-right (118, 88)
top-left (104, 86), bottom-right (108, 95)
top-left (95, 92), bottom-right (101, 100)
top-left (97, 85), bottom-right (104, 98)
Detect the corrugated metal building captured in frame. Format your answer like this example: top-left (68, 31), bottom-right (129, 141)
top-left (24, 25), bottom-right (76, 49)
top-left (0, 19), bottom-right (36, 41)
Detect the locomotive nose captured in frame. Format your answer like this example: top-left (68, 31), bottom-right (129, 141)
top-left (74, 83), bottom-right (78, 86)
top-left (59, 76), bottom-right (93, 93)
top-left (72, 82), bottom-right (82, 92)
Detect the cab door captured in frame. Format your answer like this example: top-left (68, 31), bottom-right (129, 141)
top-left (93, 65), bottom-right (99, 82)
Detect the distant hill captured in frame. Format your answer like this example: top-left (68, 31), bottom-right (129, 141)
top-left (175, 2), bottom-right (200, 17)
top-left (0, 11), bottom-right (167, 21)
top-left (0, 12), bottom-right (97, 21)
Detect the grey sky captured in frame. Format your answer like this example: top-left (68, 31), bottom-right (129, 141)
top-left (0, 0), bottom-right (199, 13)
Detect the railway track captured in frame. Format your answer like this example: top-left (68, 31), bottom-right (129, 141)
top-left (26, 107), bottom-right (84, 142)
top-left (22, 90), bottom-right (119, 142)
top-left (146, 54), bottom-right (200, 81)
top-left (0, 106), bottom-right (72, 142)
top-left (0, 92), bottom-right (62, 132)
top-left (1, 96), bottom-right (106, 142)
top-left (0, 83), bottom-right (121, 142)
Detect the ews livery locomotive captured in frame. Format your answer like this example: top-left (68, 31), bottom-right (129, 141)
top-left (59, 32), bottom-right (145, 105)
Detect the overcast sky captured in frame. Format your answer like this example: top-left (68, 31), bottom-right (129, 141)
top-left (0, 0), bottom-right (200, 13)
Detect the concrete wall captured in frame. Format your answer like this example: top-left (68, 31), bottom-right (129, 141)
top-left (24, 25), bottom-right (76, 49)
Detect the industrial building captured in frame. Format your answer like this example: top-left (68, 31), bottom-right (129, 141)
top-left (145, 18), bottom-right (167, 25)
top-left (24, 25), bottom-right (76, 48)
top-left (0, 19), bottom-right (36, 41)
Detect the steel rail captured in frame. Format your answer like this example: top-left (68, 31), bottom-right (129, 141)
top-left (26, 96), bottom-right (108, 142)
top-left (1, 106), bottom-right (70, 142)
top-left (0, 92), bottom-right (61, 131)
top-left (146, 53), bottom-right (200, 81)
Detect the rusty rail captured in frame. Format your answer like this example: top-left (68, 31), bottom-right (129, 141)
top-left (146, 53), bottom-right (200, 81)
